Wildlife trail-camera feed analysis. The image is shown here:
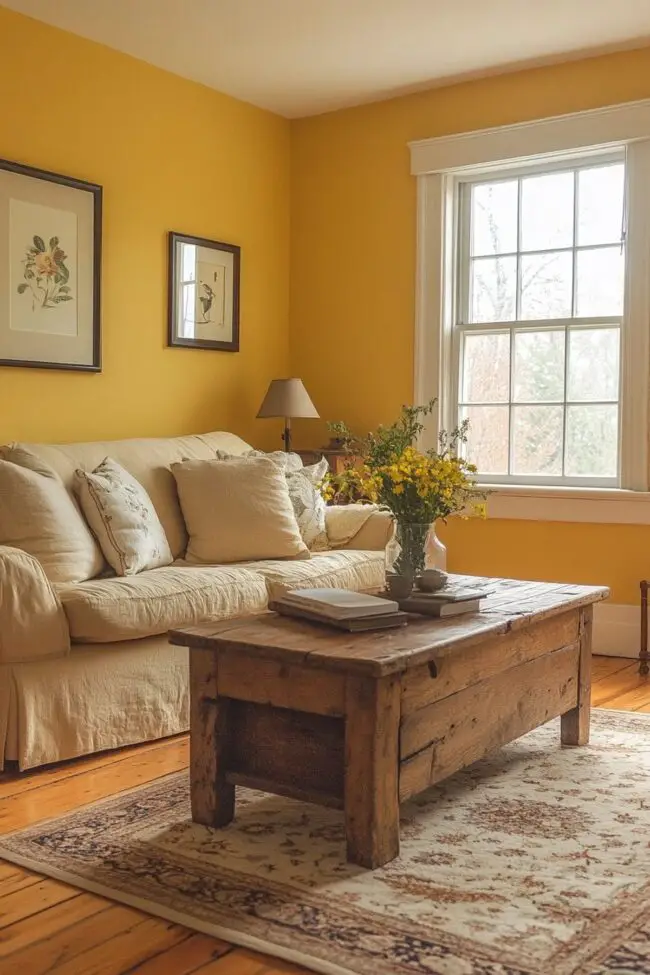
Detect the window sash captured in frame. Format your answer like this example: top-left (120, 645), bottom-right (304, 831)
top-left (456, 153), bottom-right (626, 328)
top-left (453, 155), bottom-right (625, 488)
top-left (455, 321), bottom-right (621, 487)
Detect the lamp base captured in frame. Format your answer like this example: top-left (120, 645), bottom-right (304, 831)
top-left (283, 418), bottom-right (292, 452)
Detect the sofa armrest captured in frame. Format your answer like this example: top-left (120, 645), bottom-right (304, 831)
top-left (0, 546), bottom-right (70, 664)
top-left (325, 504), bottom-right (395, 551)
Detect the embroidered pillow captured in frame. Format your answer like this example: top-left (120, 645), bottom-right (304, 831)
top-left (215, 447), bottom-right (303, 473)
top-left (74, 458), bottom-right (173, 576)
top-left (285, 458), bottom-right (329, 551)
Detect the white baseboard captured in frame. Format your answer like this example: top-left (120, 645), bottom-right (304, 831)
top-left (593, 602), bottom-right (641, 658)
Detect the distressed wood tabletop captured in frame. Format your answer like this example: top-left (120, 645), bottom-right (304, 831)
top-left (170, 575), bottom-right (609, 677)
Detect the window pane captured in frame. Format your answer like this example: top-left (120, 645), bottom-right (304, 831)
top-left (181, 283), bottom-right (195, 338)
top-left (575, 247), bottom-right (624, 317)
top-left (462, 332), bottom-right (510, 403)
top-left (182, 243), bottom-right (196, 282)
top-left (578, 164), bottom-right (625, 246)
top-left (521, 172), bottom-right (574, 251)
top-left (513, 330), bottom-right (564, 402)
top-left (568, 328), bottom-right (620, 402)
top-left (461, 406), bottom-right (509, 474)
top-left (512, 405), bottom-right (563, 475)
top-left (520, 251), bottom-right (573, 320)
top-left (470, 256), bottom-right (516, 323)
top-left (471, 180), bottom-right (518, 256)
top-left (565, 405), bottom-right (618, 477)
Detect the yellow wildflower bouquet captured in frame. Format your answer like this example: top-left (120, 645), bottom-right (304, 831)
top-left (324, 401), bottom-right (486, 577)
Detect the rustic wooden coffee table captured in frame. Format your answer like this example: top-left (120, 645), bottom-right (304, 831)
top-left (170, 576), bottom-right (608, 869)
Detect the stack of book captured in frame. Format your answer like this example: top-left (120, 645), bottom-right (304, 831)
top-left (398, 585), bottom-right (487, 618)
top-left (270, 588), bottom-right (407, 632)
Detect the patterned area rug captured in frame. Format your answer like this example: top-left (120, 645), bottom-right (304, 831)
top-left (1, 710), bottom-right (650, 975)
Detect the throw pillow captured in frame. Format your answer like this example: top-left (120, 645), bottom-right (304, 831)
top-left (285, 458), bottom-right (329, 551)
top-left (171, 456), bottom-right (309, 564)
top-left (74, 458), bottom-right (173, 576)
top-left (215, 447), bottom-right (303, 473)
top-left (0, 446), bottom-right (104, 584)
top-left (215, 449), bottom-right (329, 551)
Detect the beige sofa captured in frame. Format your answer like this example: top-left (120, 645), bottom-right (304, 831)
top-left (0, 431), bottom-right (392, 770)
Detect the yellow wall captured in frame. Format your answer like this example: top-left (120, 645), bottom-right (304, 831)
top-left (0, 7), bottom-right (290, 447)
top-left (291, 47), bottom-right (650, 604)
top-left (3, 7), bottom-right (650, 602)
top-left (437, 518), bottom-right (649, 605)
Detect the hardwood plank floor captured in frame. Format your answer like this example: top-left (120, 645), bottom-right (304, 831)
top-left (0, 656), bottom-right (647, 975)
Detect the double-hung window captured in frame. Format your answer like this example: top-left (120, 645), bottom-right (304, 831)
top-left (411, 104), bottom-right (650, 501)
top-left (456, 155), bottom-right (625, 487)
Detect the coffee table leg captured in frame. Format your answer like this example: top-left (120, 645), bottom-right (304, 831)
top-left (344, 675), bottom-right (400, 868)
top-left (190, 650), bottom-right (235, 827)
top-left (561, 607), bottom-right (592, 746)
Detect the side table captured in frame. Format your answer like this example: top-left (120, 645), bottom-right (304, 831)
top-left (297, 447), bottom-right (353, 474)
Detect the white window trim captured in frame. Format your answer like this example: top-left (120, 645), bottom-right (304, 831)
top-left (411, 98), bottom-right (650, 524)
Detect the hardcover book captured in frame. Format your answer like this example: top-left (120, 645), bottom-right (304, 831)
top-left (280, 588), bottom-right (399, 620)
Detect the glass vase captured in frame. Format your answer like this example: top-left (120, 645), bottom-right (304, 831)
top-left (386, 522), bottom-right (448, 598)
top-left (393, 522), bottom-right (431, 581)
top-left (424, 523), bottom-right (447, 571)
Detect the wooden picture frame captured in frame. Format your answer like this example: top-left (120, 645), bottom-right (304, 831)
top-left (168, 231), bottom-right (240, 352)
top-left (0, 157), bottom-right (102, 372)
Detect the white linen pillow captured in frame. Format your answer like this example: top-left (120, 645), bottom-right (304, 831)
top-left (171, 456), bottom-right (309, 564)
top-left (74, 458), bottom-right (173, 576)
top-left (0, 445), bottom-right (104, 584)
top-left (216, 449), bottom-right (329, 551)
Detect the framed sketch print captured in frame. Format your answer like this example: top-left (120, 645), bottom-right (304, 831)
top-left (0, 158), bottom-right (102, 371)
top-left (168, 231), bottom-right (240, 352)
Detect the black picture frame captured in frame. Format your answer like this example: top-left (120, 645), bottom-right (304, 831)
top-left (0, 157), bottom-right (102, 372)
top-left (168, 231), bottom-right (240, 352)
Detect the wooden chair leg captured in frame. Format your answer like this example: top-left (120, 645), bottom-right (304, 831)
top-left (640, 581), bottom-right (649, 678)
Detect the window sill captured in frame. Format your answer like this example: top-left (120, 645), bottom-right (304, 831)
top-left (482, 484), bottom-right (650, 525)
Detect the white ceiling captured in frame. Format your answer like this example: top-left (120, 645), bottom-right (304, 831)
top-left (4, 0), bottom-right (650, 118)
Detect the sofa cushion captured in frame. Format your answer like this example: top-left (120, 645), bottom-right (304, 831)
top-left (0, 446), bottom-right (104, 584)
top-left (243, 549), bottom-right (386, 601)
top-left (171, 456), bottom-right (309, 564)
top-left (18, 431), bottom-right (252, 561)
top-left (74, 458), bottom-right (173, 576)
top-left (59, 564), bottom-right (268, 643)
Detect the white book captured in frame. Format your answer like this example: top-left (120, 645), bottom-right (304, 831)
top-left (281, 588), bottom-right (399, 620)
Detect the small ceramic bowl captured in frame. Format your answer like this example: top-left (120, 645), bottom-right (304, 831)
top-left (386, 573), bottom-right (414, 600)
top-left (417, 568), bottom-right (448, 593)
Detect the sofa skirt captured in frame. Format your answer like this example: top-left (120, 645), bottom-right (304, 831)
top-left (1, 636), bottom-right (189, 770)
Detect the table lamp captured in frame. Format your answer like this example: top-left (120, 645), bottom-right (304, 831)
top-left (256, 378), bottom-right (319, 451)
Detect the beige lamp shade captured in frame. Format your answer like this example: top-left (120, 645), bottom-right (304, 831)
top-left (257, 378), bottom-right (319, 451)
top-left (256, 379), bottom-right (319, 419)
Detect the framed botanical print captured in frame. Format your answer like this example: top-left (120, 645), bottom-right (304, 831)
top-left (0, 158), bottom-right (102, 371)
top-left (168, 231), bottom-right (240, 352)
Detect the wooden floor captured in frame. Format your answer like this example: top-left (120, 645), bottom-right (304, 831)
top-left (0, 655), bottom-right (647, 975)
